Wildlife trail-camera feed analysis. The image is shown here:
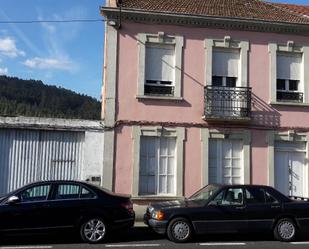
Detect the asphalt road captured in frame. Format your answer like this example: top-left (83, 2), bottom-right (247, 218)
top-left (0, 226), bottom-right (309, 249)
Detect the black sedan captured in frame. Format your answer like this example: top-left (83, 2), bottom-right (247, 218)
top-left (144, 184), bottom-right (309, 243)
top-left (0, 180), bottom-right (135, 243)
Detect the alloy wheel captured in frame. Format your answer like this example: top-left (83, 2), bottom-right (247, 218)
top-left (83, 219), bottom-right (106, 243)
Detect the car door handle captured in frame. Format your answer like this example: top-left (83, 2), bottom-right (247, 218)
top-left (271, 205), bottom-right (281, 209)
top-left (235, 206), bottom-right (246, 210)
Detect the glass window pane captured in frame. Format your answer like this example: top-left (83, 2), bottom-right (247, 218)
top-left (148, 176), bottom-right (156, 194)
top-left (159, 157), bottom-right (167, 175)
top-left (245, 188), bottom-right (265, 204)
top-left (20, 185), bottom-right (51, 203)
top-left (159, 175), bottom-right (167, 194)
top-left (222, 188), bottom-right (243, 205)
top-left (226, 77), bottom-right (236, 87)
top-left (277, 79), bottom-right (286, 90)
top-left (289, 80), bottom-right (298, 91)
top-left (167, 176), bottom-right (175, 194)
top-left (212, 76), bottom-right (223, 86)
top-left (81, 188), bottom-right (96, 199)
top-left (56, 184), bottom-right (80, 200)
top-left (167, 157), bottom-right (175, 175)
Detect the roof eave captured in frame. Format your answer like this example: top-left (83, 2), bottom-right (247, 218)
top-left (100, 7), bottom-right (309, 36)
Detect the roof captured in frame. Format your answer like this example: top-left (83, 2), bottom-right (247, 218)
top-left (272, 2), bottom-right (309, 17)
top-left (117, 0), bottom-right (309, 25)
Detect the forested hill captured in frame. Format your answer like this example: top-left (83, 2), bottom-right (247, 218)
top-left (0, 76), bottom-right (101, 120)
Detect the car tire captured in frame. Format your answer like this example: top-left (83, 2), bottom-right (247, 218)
top-left (274, 218), bottom-right (297, 242)
top-left (80, 217), bottom-right (107, 243)
top-left (167, 217), bottom-right (193, 243)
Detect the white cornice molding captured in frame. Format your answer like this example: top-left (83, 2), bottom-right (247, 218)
top-left (101, 7), bottom-right (309, 36)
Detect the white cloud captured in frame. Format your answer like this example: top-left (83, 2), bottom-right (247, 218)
top-left (23, 57), bottom-right (75, 71)
top-left (0, 67), bottom-right (8, 75)
top-left (0, 37), bottom-right (25, 58)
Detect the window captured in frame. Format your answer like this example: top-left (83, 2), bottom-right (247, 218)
top-left (137, 33), bottom-right (183, 99)
top-left (139, 136), bottom-right (176, 195)
top-left (209, 139), bottom-right (244, 185)
top-left (20, 185), bottom-right (51, 203)
top-left (269, 42), bottom-right (309, 105)
top-left (245, 188), bottom-right (266, 204)
top-left (55, 184), bottom-right (96, 200)
top-left (245, 187), bottom-right (279, 204)
top-left (220, 188), bottom-right (244, 206)
top-left (145, 44), bottom-right (175, 96)
top-left (276, 52), bottom-right (303, 102)
top-left (212, 48), bottom-right (239, 87)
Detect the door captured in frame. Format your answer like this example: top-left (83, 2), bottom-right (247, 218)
top-left (275, 142), bottom-right (306, 197)
top-left (139, 136), bottom-right (176, 196)
top-left (0, 184), bottom-right (52, 231)
top-left (193, 187), bottom-right (247, 234)
top-left (245, 187), bottom-right (282, 232)
top-left (47, 183), bottom-right (84, 228)
top-left (209, 139), bottom-right (244, 185)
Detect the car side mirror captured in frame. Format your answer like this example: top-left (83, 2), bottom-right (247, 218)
top-left (7, 196), bottom-right (20, 205)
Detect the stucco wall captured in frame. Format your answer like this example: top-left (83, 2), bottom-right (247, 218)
top-left (113, 22), bottom-right (309, 197)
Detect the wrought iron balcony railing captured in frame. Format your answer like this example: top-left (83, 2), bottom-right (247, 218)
top-left (276, 91), bottom-right (303, 103)
top-left (204, 86), bottom-right (252, 120)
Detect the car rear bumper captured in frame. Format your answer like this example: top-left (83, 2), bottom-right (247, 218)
top-left (144, 214), bottom-right (168, 234)
top-left (113, 215), bottom-right (135, 230)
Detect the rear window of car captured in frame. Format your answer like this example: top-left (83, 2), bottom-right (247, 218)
top-left (55, 184), bottom-right (96, 200)
top-left (245, 187), bottom-right (278, 204)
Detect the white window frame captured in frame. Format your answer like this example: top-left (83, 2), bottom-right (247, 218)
top-left (137, 32), bottom-right (184, 100)
top-left (201, 128), bottom-right (251, 187)
top-left (205, 36), bottom-right (249, 87)
top-left (132, 126), bottom-right (185, 199)
top-left (269, 42), bottom-right (309, 105)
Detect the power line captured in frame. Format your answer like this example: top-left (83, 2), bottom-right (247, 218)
top-left (0, 19), bottom-right (106, 24)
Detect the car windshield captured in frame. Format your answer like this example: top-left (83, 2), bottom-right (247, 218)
top-left (188, 185), bottom-right (221, 203)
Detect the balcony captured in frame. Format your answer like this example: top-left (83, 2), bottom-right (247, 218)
top-left (276, 91), bottom-right (303, 103)
top-left (204, 86), bottom-right (252, 121)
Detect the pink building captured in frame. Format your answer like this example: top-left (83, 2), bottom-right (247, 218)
top-left (101, 0), bottom-right (309, 215)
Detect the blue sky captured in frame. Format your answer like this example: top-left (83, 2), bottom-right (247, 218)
top-left (0, 0), bottom-right (307, 100)
top-left (0, 0), bottom-right (105, 100)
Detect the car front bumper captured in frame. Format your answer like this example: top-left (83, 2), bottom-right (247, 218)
top-left (144, 213), bottom-right (168, 234)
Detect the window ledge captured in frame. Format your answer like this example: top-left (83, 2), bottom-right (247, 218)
top-left (270, 101), bottom-right (309, 107)
top-left (136, 95), bottom-right (183, 101)
top-left (132, 195), bottom-right (184, 201)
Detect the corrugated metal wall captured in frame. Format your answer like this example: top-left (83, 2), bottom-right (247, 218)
top-left (0, 129), bottom-right (84, 195)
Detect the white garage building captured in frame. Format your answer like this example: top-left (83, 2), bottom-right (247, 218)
top-left (0, 116), bottom-right (104, 195)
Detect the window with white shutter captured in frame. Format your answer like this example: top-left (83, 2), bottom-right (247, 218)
top-left (209, 139), bottom-right (244, 185)
top-left (276, 52), bottom-right (303, 102)
top-left (139, 136), bottom-right (176, 195)
top-left (145, 44), bottom-right (175, 96)
top-left (212, 48), bottom-right (240, 87)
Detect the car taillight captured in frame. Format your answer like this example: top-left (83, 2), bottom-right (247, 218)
top-left (121, 200), bottom-right (134, 213)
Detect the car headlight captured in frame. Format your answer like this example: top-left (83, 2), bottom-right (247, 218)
top-left (151, 210), bottom-right (165, 220)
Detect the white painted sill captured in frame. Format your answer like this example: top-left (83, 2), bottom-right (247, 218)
top-left (270, 101), bottom-right (309, 107)
top-left (136, 95), bottom-right (183, 101)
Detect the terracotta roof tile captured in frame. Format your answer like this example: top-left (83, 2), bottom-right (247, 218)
top-left (272, 2), bottom-right (309, 17)
top-left (119, 0), bottom-right (309, 24)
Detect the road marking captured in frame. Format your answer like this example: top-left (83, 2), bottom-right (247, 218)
top-left (0, 246), bottom-right (53, 249)
top-left (290, 242), bottom-right (309, 245)
top-left (105, 244), bottom-right (161, 248)
top-left (200, 242), bottom-right (246, 246)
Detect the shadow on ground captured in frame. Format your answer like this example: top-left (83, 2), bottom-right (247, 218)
top-left (0, 227), bottom-right (308, 245)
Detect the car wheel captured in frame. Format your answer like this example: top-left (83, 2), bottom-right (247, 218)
top-left (274, 218), bottom-right (297, 242)
top-left (167, 217), bottom-right (193, 243)
top-left (80, 218), bottom-right (107, 243)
